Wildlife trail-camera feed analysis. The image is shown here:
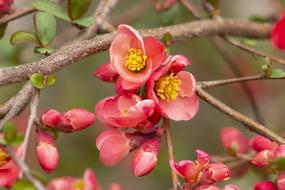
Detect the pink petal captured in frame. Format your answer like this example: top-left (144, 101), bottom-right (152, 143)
top-left (93, 62), bottom-right (119, 82)
top-left (132, 149), bottom-right (158, 177)
top-left (95, 97), bottom-right (114, 127)
top-left (177, 71), bottom-right (196, 97)
top-left (196, 149), bottom-right (210, 168)
top-left (118, 24), bottom-right (144, 51)
top-left (115, 77), bottom-right (141, 94)
top-left (170, 160), bottom-right (197, 180)
top-left (83, 169), bottom-right (100, 190)
top-left (169, 55), bottom-right (191, 73)
top-left (110, 33), bottom-right (131, 65)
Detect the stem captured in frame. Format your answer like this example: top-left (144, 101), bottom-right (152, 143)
top-left (195, 85), bottom-right (285, 144)
top-left (6, 146), bottom-right (45, 190)
top-left (163, 118), bottom-right (180, 189)
top-left (0, 7), bottom-right (35, 25)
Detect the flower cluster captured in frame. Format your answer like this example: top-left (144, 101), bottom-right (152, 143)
top-left (220, 127), bottom-right (285, 189)
top-left (94, 24), bottom-right (199, 176)
top-left (170, 150), bottom-right (238, 190)
top-left (0, 0), bottom-right (13, 16)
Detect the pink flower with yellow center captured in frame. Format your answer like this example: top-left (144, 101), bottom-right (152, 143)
top-left (147, 55), bottom-right (199, 121)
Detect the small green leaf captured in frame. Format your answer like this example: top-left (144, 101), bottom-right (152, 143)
top-left (241, 38), bottom-right (256, 47)
top-left (12, 179), bottom-right (36, 190)
top-left (10, 31), bottom-right (37, 45)
top-left (67, 0), bottom-right (91, 20)
top-left (31, 0), bottom-right (70, 21)
top-left (30, 73), bottom-right (45, 89)
top-left (206, 0), bottom-right (220, 9)
top-left (248, 15), bottom-right (268, 23)
top-left (34, 47), bottom-right (54, 55)
top-left (2, 122), bottom-right (23, 146)
top-left (265, 57), bottom-right (271, 65)
top-left (159, 4), bottom-right (178, 26)
top-left (0, 24), bottom-right (7, 39)
top-left (162, 32), bottom-right (173, 46)
top-left (33, 12), bottom-right (57, 46)
top-left (271, 69), bottom-right (285, 78)
top-left (73, 16), bottom-right (93, 27)
top-left (47, 75), bottom-right (56, 86)
top-left (275, 157), bottom-right (285, 171)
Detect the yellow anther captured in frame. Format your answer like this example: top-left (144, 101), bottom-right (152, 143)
top-left (125, 48), bottom-right (147, 72)
top-left (0, 148), bottom-right (9, 167)
top-left (73, 179), bottom-right (85, 189)
top-left (121, 108), bottom-right (129, 116)
top-left (155, 74), bottom-right (181, 101)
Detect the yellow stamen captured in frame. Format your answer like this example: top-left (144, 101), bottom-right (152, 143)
top-left (73, 179), bottom-right (85, 189)
top-left (155, 74), bottom-right (181, 101)
top-left (125, 48), bottom-right (147, 72)
top-left (121, 108), bottom-right (129, 116)
top-left (0, 148), bottom-right (9, 167)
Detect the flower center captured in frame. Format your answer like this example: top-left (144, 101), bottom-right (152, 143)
top-left (0, 148), bottom-right (9, 167)
top-left (155, 74), bottom-right (181, 101)
top-left (125, 48), bottom-right (147, 72)
top-left (73, 179), bottom-right (85, 189)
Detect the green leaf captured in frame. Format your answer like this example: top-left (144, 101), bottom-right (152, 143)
top-left (67, 0), bottom-right (91, 20)
top-left (241, 38), bottom-right (256, 47)
top-left (2, 122), bottom-right (23, 146)
top-left (159, 4), bottom-right (178, 26)
top-left (34, 47), bottom-right (54, 55)
top-left (31, 0), bottom-right (70, 21)
top-left (162, 32), bottom-right (173, 46)
top-left (248, 15), bottom-right (268, 23)
top-left (30, 73), bottom-right (45, 89)
top-left (271, 69), bottom-right (285, 78)
top-left (73, 16), bottom-right (93, 27)
top-left (206, 0), bottom-right (220, 9)
top-left (0, 24), bottom-right (7, 39)
top-left (10, 31), bottom-right (37, 45)
top-left (12, 179), bottom-right (36, 190)
top-left (34, 12), bottom-right (57, 46)
top-left (275, 157), bottom-right (285, 171)
top-left (47, 75), bottom-right (56, 86)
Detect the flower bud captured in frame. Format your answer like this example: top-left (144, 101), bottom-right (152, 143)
top-left (36, 130), bottom-right (59, 173)
top-left (278, 172), bottom-right (285, 190)
top-left (47, 178), bottom-right (74, 190)
top-left (96, 130), bottom-right (131, 166)
top-left (170, 160), bottom-right (198, 183)
top-left (249, 135), bottom-right (278, 152)
top-left (251, 150), bottom-right (273, 167)
top-left (93, 62), bottom-right (119, 82)
top-left (195, 185), bottom-right (221, 190)
top-left (132, 138), bottom-right (160, 177)
top-left (41, 109), bottom-right (62, 127)
top-left (169, 55), bottom-right (191, 73)
top-left (201, 163), bottom-right (231, 184)
top-left (220, 127), bottom-right (249, 155)
top-left (0, 0), bottom-right (13, 15)
top-left (196, 149), bottom-right (210, 168)
top-left (83, 169), bottom-right (100, 190)
top-left (223, 185), bottom-right (240, 190)
top-left (273, 145), bottom-right (285, 159)
top-left (107, 183), bottom-right (122, 190)
top-left (254, 181), bottom-right (275, 190)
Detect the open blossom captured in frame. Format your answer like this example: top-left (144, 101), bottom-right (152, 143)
top-left (41, 108), bottom-right (95, 132)
top-left (0, 0), bottom-right (13, 15)
top-left (36, 129), bottom-right (59, 173)
top-left (95, 94), bottom-right (155, 128)
top-left (271, 11), bottom-right (285, 50)
top-left (220, 127), bottom-right (249, 155)
top-left (96, 130), bottom-right (131, 166)
top-left (200, 163), bottom-right (231, 185)
top-left (47, 169), bottom-right (100, 190)
top-left (147, 55), bottom-right (199, 121)
top-left (94, 24), bottom-right (165, 92)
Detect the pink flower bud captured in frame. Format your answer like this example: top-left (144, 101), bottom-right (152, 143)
top-left (0, 0), bottom-right (13, 15)
top-left (170, 160), bottom-right (198, 183)
top-left (107, 183), bottom-right (122, 190)
top-left (273, 145), bottom-right (285, 159)
top-left (195, 185), bottom-right (221, 190)
top-left (278, 172), bottom-right (285, 190)
top-left (96, 130), bottom-right (131, 166)
top-left (93, 62), bottom-right (119, 82)
top-left (252, 150), bottom-right (273, 167)
top-left (271, 11), bottom-right (285, 50)
top-left (47, 177), bottom-right (74, 190)
top-left (220, 127), bottom-right (249, 155)
top-left (63, 108), bottom-right (95, 131)
top-left (201, 163), bottom-right (231, 184)
top-left (132, 138), bottom-right (160, 177)
top-left (168, 55), bottom-right (191, 73)
top-left (254, 181), bottom-right (275, 190)
top-left (223, 185), bottom-right (240, 190)
top-left (249, 135), bottom-right (278, 152)
top-left (36, 130), bottom-right (59, 173)
top-left (41, 109), bottom-right (63, 127)
top-left (83, 169), bottom-right (100, 190)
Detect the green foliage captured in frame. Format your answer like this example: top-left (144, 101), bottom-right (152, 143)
top-left (47, 75), bottom-right (57, 86)
top-left (271, 69), bottom-right (285, 78)
top-left (34, 47), bottom-right (54, 55)
top-left (248, 15), bottom-right (269, 23)
top-left (12, 179), bottom-right (35, 190)
top-left (33, 12), bottom-right (57, 46)
top-left (10, 31), bottom-right (37, 45)
top-left (67, 0), bottom-right (91, 20)
top-left (262, 57), bottom-right (272, 77)
top-left (158, 5), bottom-right (178, 26)
top-left (2, 123), bottom-right (23, 146)
top-left (275, 157), bottom-right (285, 171)
top-left (73, 17), bottom-right (93, 27)
top-left (30, 73), bottom-right (45, 89)
top-left (241, 38), bottom-right (256, 47)
top-left (162, 32), bottom-right (173, 47)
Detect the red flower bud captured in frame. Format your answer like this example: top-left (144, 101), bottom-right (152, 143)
top-left (93, 62), bottom-right (119, 82)
top-left (271, 11), bottom-right (285, 50)
top-left (132, 138), bottom-right (160, 177)
top-left (0, 0), bottom-right (13, 15)
top-left (36, 130), bottom-right (59, 173)
top-left (201, 163), bottom-right (231, 184)
top-left (220, 127), bottom-right (249, 155)
top-left (278, 172), bottom-right (285, 190)
top-left (41, 109), bottom-right (62, 127)
top-left (252, 150), bottom-right (273, 167)
top-left (249, 135), bottom-right (278, 152)
top-left (63, 108), bottom-right (95, 131)
top-left (273, 145), bottom-right (285, 159)
top-left (254, 181), bottom-right (275, 190)
top-left (96, 130), bottom-right (131, 166)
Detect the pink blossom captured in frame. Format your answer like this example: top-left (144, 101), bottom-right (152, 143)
top-left (41, 109), bottom-right (62, 127)
top-left (0, 0), bottom-right (13, 15)
top-left (271, 11), bottom-right (285, 50)
top-left (110, 24), bottom-right (165, 91)
top-left (147, 55), bottom-right (199, 121)
top-left (132, 138), bottom-right (160, 176)
top-left (278, 172), bottom-right (285, 190)
top-left (36, 129), bottom-right (59, 173)
top-left (96, 130), bottom-right (131, 166)
top-left (249, 135), bottom-right (278, 152)
top-left (220, 127), bottom-right (249, 155)
top-left (200, 163), bottom-right (231, 185)
top-left (93, 62), bottom-right (119, 82)
top-left (107, 183), bottom-right (122, 190)
top-left (223, 185), bottom-right (240, 190)
top-left (252, 150), bottom-right (273, 167)
top-left (254, 180), bottom-right (275, 190)
top-left (95, 94), bottom-right (155, 128)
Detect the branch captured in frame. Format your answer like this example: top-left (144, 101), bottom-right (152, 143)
top-left (195, 85), bottom-right (285, 144)
top-left (0, 7), bottom-right (35, 25)
top-left (0, 19), bottom-right (273, 86)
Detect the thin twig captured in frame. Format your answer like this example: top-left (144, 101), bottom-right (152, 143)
top-left (163, 118), bottom-right (180, 189)
top-left (195, 85), bottom-right (285, 144)
top-left (22, 90), bottom-right (40, 160)
top-left (5, 146), bottom-right (45, 190)
top-left (0, 7), bottom-right (35, 25)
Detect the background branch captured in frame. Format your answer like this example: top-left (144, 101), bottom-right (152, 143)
top-left (0, 7), bottom-right (35, 25)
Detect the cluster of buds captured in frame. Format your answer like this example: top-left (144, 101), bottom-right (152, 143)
top-left (94, 24), bottom-right (199, 176)
top-left (0, 0), bottom-right (13, 16)
top-left (170, 150), bottom-right (237, 190)
top-left (220, 127), bottom-right (285, 189)
top-left (47, 168), bottom-right (122, 190)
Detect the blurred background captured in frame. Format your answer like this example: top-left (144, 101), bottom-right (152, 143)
top-left (1, 0), bottom-right (285, 189)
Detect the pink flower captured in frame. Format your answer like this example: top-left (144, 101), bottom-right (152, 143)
top-left (147, 55), bottom-right (199, 121)
top-left (41, 109), bottom-right (62, 127)
top-left (0, 0), bottom-right (13, 15)
top-left (278, 172), bottom-right (285, 190)
top-left (251, 150), bottom-right (273, 167)
top-left (96, 130), bottom-right (131, 166)
top-left (36, 129), bottom-right (59, 173)
top-left (254, 181), bottom-right (275, 190)
top-left (271, 11), bottom-right (285, 50)
top-left (95, 94), bottom-right (155, 128)
top-left (93, 62), bottom-right (119, 82)
top-left (132, 138), bottom-right (160, 177)
top-left (249, 135), bottom-right (278, 152)
top-left (200, 163), bottom-right (231, 185)
top-left (220, 127), bottom-right (249, 155)
top-left (110, 24), bottom-right (165, 91)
